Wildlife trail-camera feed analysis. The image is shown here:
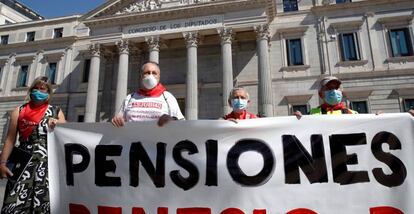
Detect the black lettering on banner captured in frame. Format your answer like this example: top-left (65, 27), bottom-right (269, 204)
top-left (371, 131), bottom-right (407, 187)
top-left (226, 139), bottom-right (275, 186)
top-left (130, 142), bottom-right (166, 188)
top-left (65, 143), bottom-right (91, 186)
top-left (205, 140), bottom-right (218, 186)
top-left (95, 145), bottom-right (123, 187)
top-left (170, 140), bottom-right (200, 191)
top-left (330, 133), bottom-right (370, 185)
top-left (282, 135), bottom-right (328, 184)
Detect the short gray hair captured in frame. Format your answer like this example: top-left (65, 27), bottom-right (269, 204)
top-left (228, 87), bottom-right (249, 101)
top-left (140, 61), bottom-right (160, 73)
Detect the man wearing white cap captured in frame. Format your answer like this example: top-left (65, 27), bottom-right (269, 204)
top-left (309, 76), bottom-right (357, 115)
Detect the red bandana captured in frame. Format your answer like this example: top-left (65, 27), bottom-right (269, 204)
top-left (223, 110), bottom-right (257, 120)
top-left (138, 83), bottom-right (166, 97)
top-left (321, 102), bottom-right (347, 112)
top-left (18, 102), bottom-right (49, 141)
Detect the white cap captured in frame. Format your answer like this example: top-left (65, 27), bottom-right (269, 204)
top-left (320, 76), bottom-right (341, 90)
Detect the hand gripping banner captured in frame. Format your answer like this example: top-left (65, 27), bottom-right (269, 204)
top-left (48, 114), bottom-right (414, 214)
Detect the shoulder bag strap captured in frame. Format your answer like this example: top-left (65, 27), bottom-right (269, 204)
top-left (162, 92), bottom-right (171, 115)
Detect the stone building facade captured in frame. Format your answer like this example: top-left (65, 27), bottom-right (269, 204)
top-left (0, 0), bottom-right (413, 141)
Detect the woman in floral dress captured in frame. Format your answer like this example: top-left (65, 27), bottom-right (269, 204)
top-left (0, 76), bottom-right (65, 213)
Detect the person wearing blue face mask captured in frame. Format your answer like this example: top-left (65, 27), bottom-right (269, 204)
top-left (0, 76), bottom-right (66, 213)
top-left (309, 76), bottom-right (357, 115)
top-left (222, 87), bottom-right (258, 122)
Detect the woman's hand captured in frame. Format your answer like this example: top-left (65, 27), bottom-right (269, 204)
top-left (48, 118), bottom-right (59, 129)
top-left (0, 164), bottom-right (13, 179)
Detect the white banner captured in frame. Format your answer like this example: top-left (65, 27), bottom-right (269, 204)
top-left (48, 114), bottom-right (414, 214)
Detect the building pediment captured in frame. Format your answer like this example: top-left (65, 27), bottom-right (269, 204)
top-left (115, 0), bottom-right (162, 15)
top-left (82, 0), bottom-right (275, 25)
top-left (83, 0), bottom-right (236, 20)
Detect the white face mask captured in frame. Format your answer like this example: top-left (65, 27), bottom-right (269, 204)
top-left (142, 75), bottom-right (158, 90)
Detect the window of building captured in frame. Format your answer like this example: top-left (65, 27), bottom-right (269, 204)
top-left (83, 59), bottom-right (91, 82)
top-left (17, 65), bottom-right (29, 87)
top-left (339, 33), bottom-right (360, 61)
top-left (389, 28), bottom-right (414, 57)
top-left (292, 104), bottom-right (309, 115)
top-left (26, 31), bottom-right (35, 42)
top-left (285, 94), bottom-right (312, 115)
top-left (350, 101), bottom-right (369, 113)
top-left (286, 38), bottom-right (304, 66)
top-left (336, 0), bottom-right (351, 3)
top-left (54, 28), bottom-right (63, 38)
top-left (283, 0), bottom-right (298, 12)
top-left (404, 99), bottom-right (414, 112)
top-left (46, 62), bottom-right (57, 84)
top-left (77, 115), bottom-right (85, 122)
top-left (1, 35), bottom-right (8, 45)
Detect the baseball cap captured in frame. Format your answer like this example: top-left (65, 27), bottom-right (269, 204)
top-left (320, 76), bottom-right (341, 89)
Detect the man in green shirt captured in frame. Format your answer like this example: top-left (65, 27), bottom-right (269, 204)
top-left (309, 76), bottom-right (357, 115)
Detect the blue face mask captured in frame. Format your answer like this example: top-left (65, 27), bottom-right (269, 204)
top-left (231, 99), bottom-right (248, 111)
top-left (30, 90), bottom-right (49, 102)
top-left (324, 89), bottom-right (343, 105)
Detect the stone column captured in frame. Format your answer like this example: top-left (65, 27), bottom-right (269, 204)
top-left (254, 24), bottom-right (274, 117)
top-left (84, 43), bottom-right (101, 122)
top-left (364, 12), bottom-right (382, 70)
top-left (34, 50), bottom-right (44, 78)
top-left (4, 53), bottom-right (16, 95)
top-left (27, 55), bottom-right (37, 85)
top-left (218, 27), bottom-right (234, 115)
top-left (145, 36), bottom-right (160, 63)
top-left (61, 47), bottom-right (73, 83)
top-left (59, 47), bottom-right (73, 91)
top-left (183, 32), bottom-right (199, 120)
top-left (114, 40), bottom-right (129, 115)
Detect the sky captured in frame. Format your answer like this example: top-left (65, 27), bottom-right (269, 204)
top-left (18, 0), bottom-right (107, 18)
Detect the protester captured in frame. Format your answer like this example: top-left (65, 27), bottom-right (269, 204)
top-left (310, 76), bottom-right (357, 115)
top-left (294, 76), bottom-right (414, 119)
top-left (111, 61), bottom-right (184, 127)
top-left (294, 76), bottom-right (356, 119)
top-left (0, 76), bottom-right (65, 213)
top-left (222, 87), bottom-right (257, 123)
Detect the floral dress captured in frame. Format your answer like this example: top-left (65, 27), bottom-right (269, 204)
top-left (1, 104), bottom-right (60, 214)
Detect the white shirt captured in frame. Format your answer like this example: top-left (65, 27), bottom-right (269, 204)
top-left (118, 91), bottom-right (185, 122)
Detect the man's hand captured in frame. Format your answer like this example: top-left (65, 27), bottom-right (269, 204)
top-left (226, 118), bottom-right (238, 124)
top-left (157, 114), bottom-right (176, 127)
top-left (111, 115), bottom-right (125, 128)
top-left (409, 109), bottom-right (414, 117)
top-left (293, 111), bottom-right (302, 120)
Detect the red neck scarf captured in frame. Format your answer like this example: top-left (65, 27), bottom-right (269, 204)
top-left (138, 83), bottom-right (166, 97)
top-left (223, 110), bottom-right (257, 120)
top-left (321, 102), bottom-right (346, 112)
top-left (18, 102), bottom-right (49, 141)
top-left (231, 110), bottom-right (247, 120)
